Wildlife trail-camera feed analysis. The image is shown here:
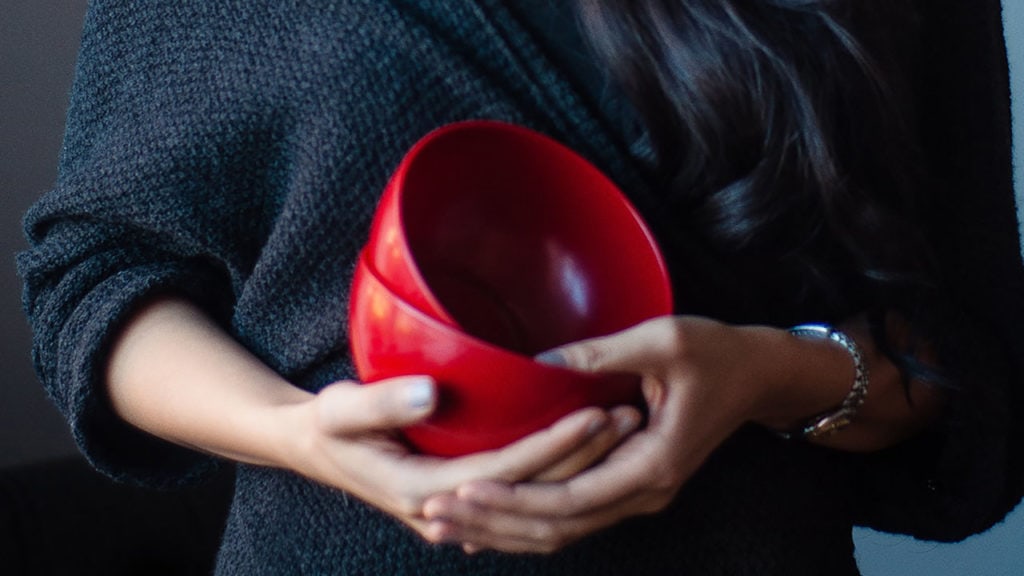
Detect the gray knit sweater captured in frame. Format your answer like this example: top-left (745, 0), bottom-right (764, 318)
top-left (19, 0), bottom-right (1023, 574)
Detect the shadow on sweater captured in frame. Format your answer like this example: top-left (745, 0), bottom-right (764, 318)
top-left (0, 457), bottom-right (234, 576)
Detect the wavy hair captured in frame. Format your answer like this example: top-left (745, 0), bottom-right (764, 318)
top-left (575, 0), bottom-right (945, 384)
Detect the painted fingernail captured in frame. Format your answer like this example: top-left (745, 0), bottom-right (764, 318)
top-left (534, 349), bottom-right (567, 367)
top-left (587, 415), bottom-right (608, 437)
top-left (406, 378), bottom-right (435, 411)
top-left (617, 412), bottom-right (641, 435)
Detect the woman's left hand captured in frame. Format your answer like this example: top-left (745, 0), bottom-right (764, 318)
top-left (421, 315), bottom-right (781, 554)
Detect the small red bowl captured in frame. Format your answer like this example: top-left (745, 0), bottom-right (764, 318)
top-left (349, 253), bottom-right (645, 457)
top-left (366, 120), bottom-right (672, 354)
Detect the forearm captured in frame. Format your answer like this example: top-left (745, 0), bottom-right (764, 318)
top-left (104, 295), bottom-right (633, 511)
top-left (105, 295), bottom-right (312, 468)
top-left (747, 316), bottom-right (943, 452)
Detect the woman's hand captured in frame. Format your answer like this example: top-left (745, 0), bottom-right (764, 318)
top-left (421, 315), bottom-right (771, 553)
top-left (107, 298), bottom-right (939, 551)
top-left (105, 296), bottom-right (641, 545)
top-left (276, 376), bottom-right (642, 540)
top-left (420, 313), bottom-right (944, 554)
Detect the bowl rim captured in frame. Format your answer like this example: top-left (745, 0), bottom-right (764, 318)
top-left (353, 250), bottom-right (649, 383)
top-left (383, 119), bottom-right (675, 317)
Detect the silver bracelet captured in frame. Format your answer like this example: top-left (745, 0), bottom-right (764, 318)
top-left (783, 323), bottom-right (870, 440)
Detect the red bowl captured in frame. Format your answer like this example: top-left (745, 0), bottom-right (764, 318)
top-left (349, 253), bottom-right (645, 457)
top-left (366, 120), bottom-right (672, 354)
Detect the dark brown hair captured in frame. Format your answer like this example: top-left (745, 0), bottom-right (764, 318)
top-left (576, 0), bottom-right (944, 384)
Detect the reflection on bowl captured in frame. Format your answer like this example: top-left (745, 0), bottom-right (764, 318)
top-left (365, 120), bottom-right (672, 354)
top-left (349, 253), bottom-right (644, 456)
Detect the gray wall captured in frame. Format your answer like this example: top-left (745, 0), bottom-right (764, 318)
top-left (0, 1), bottom-right (82, 466)
top-left (1, 2), bottom-right (1021, 573)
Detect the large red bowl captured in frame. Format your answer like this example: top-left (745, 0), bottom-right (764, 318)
top-left (349, 253), bottom-right (645, 457)
top-left (366, 120), bottom-right (672, 354)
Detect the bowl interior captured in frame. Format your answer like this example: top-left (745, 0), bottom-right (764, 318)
top-left (397, 121), bottom-right (672, 354)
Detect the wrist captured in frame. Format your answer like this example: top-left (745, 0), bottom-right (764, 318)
top-left (198, 382), bottom-right (315, 470)
top-left (105, 295), bottom-right (320, 469)
top-left (745, 325), bottom-right (860, 432)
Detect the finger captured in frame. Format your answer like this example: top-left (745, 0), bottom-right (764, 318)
top-left (423, 496), bottom-right (555, 553)
top-left (411, 407), bottom-right (611, 496)
top-left (453, 432), bottom-right (654, 517)
top-left (531, 406), bottom-right (642, 482)
top-left (535, 316), bottom-right (677, 374)
top-left (314, 406), bottom-right (612, 523)
top-left (424, 491), bottom-right (655, 555)
top-left (315, 376), bottom-right (436, 434)
top-left (399, 511), bottom-right (451, 546)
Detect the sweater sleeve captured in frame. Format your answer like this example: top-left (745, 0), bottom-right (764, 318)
top-left (847, 0), bottom-right (1024, 540)
top-left (17, 1), bottom-right (284, 487)
top-left (16, 0), bottom-right (553, 489)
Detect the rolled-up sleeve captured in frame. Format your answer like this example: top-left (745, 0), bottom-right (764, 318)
top-left (18, 0), bottom-right (281, 487)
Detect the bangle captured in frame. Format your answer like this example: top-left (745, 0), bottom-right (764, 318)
top-left (782, 323), bottom-right (870, 440)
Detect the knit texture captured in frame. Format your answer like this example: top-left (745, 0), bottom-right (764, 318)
top-left (18, 0), bottom-right (1023, 573)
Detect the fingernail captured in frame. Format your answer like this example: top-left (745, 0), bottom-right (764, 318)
top-left (587, 415), bottom-right (608, 437)
top-left (406, 378), bottom-right (435, 411)
top-left (617, 412), bottom-right (641, 435)
top-left (534, 349), bottom-right (567, 367)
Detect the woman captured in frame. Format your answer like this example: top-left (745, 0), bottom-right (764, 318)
top-left (19, 0), bottom-right (1023, 573)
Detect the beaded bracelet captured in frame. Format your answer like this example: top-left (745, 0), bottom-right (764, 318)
top-left (782, 323), bottom-right (870, 440)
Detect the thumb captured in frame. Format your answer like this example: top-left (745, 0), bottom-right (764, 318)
top-left (314, 376), bottom-right (436, 435)
top-left (534, 317), bottom-right (674, 374)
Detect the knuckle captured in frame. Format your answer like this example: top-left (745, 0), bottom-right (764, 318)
top-left (651, 463), bottom-right (682, 493)
top-left (639, 496), bottom-right (670, 515)
top-left (529, 521), bottom-right (557, 544)
top-left (370, 385), bottom-right (399, 420)
top-left (566, 342), bottom-right (605, 372)
top-left (659, 319), bottom-right (690, 358)
top-left (392, 494), bottom-right (422, 517)
top-left (536, 533), bottom-right (567, 555)
top-left (422, 523), bottom-right (448, 545)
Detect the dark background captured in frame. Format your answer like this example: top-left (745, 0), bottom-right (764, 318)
top-left (2, 2), bottom-right (1021, 574)
top-left (1, 1), bottom-right (83, 466)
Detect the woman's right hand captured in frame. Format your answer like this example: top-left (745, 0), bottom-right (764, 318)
top-left (106, 296), bottom-right (640, 542)
top-left (280, 376), bottom-right (640, 539)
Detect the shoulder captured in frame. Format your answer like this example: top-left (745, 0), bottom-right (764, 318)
top-left (63, 0), bottom-right (539, 173)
